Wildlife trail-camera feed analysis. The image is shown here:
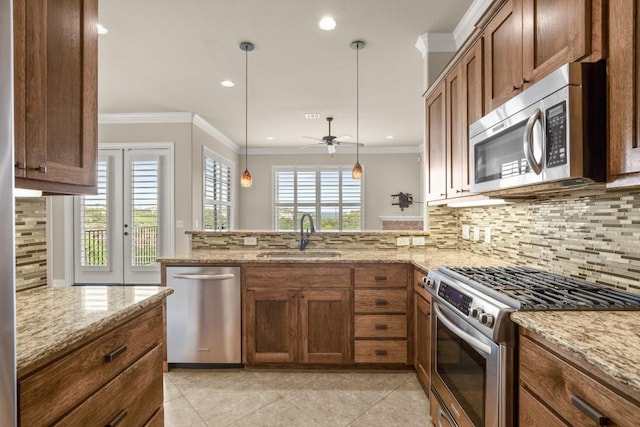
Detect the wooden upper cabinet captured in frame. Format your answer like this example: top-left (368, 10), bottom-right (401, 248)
top-left (484, 0), bottom-right (523, 112)
top-left (608, 0), bottom-right (640, 186)
top-left (484, 0), bottom-right (595, 112)
top-left (425, 82), bottom-right (447, 202)
top-left (522, 0), bottom-right (590, 83)
top-left (14, 0), bottom-right (98, 194)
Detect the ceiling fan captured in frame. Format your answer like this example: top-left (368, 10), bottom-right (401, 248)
top-left (300, 117), bottom-right (362, 155)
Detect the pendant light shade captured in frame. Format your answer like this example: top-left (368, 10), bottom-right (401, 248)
top-left (240, 41), bottom-right (254, 188)
top-left (351, 40), bottom-right (364, 180)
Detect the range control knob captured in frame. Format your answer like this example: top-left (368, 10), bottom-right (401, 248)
top-left (470, 307), bottom-right (484, 319)
top-left (479, 313), bottom-right (494, 328)
top-left (422, 276), bottom-right (436, 289)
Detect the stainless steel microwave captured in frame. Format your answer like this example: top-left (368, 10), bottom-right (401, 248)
top-left (469, 62), bottom-right (606, 195)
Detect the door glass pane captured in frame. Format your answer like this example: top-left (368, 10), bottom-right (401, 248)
top-left (130, 159), bottom-right (159, 266)
top-left (80, 158), bottom-right (108, 267)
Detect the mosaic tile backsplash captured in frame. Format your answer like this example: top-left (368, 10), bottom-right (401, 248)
top-left (16, 198), bottom-right (47, 291)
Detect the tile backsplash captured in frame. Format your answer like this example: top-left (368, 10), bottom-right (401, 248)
top-left (15, 197), bottom-right (47, 291)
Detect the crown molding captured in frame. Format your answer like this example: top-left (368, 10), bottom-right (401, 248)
top-left (453, 0), bottom-right (492, 48)
top-left (415, 32), bottom-right (457, 57)
top-left (98, 112), bottom-right (194, 124)
top-left (192, 114), bottom-right (241, 153)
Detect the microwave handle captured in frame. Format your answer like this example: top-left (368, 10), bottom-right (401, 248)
top-left (523, 108), bottom-right (543, 175)
top-left (434, 303), bottom-right (492, 357)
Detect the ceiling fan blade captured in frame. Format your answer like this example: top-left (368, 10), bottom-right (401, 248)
top-left (335, 134), bottom-right (352, 141)
top-left (302, 136), bottom-right (323, 141)
top-left (335, 141), bottom-right (364, 147)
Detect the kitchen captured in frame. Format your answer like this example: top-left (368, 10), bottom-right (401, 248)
top-left (3, 0), bottom-right (640, 426)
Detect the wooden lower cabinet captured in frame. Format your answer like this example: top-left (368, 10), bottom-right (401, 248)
top-left (245, 286), bottom-right (352, 365)
top-left (18, 304), bottom-right (165, 426)
top-left (414, 287), bottom-right (430, 388)
top-left (519, 329), bottom-right (640, 426)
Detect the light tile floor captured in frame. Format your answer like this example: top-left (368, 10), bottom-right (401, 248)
top-left (164, 369), bottom-right (432, 426)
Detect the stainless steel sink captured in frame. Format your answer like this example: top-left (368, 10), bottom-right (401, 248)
top-left (257, 251), bottom-right (341, 258)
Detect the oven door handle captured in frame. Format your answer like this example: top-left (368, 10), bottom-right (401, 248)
top-left (434, 303), bottom-right (492, 357)
top-left (523, 108), bottom-right (543, 175)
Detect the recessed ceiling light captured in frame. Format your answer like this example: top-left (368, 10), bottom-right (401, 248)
top-left (97, 23), bottom-right (108, 35)
top-left (305, 113), bottom-right (321, 119)
top-left (220, 80), bottom-right (235, 87)
top-left (386, 135), bottom-right (394, 139)
top-left (318, 16), bottom-right (336, 31)
top-left (266, 136), bottom-right (274, 140)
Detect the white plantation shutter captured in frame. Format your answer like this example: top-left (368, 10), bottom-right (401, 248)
top-left (274, 166), bottom-right (363, 231)
top-left (130, 156), bottom-right (161, 266)
top-left (203, 148), bottom-right (234, 231)
top-left (79, 156), bottom-right (109, 267)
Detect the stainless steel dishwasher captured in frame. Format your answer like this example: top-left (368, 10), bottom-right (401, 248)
top-left (166, 266), bottom-right (241, 367)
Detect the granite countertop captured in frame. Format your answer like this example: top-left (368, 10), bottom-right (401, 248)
top-left (511, 311), bottom-right (640, 397)
top-left (16, 285), bottom-right (173, 377)
top-left (159, 248), bottom-right (509, 272)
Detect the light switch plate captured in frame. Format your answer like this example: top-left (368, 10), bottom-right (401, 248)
top-left (396, 236), bottom-right (411, 246)
top-left (462, 225), bottom-right (470, 240)
top-left (473, 226), bottom-right (480, 241)
top-left (412, 236), bottom-right (426, 246)
top-left (484, 227), bottom-right (491, 243)
top-left (176, 220), bottom-right (184, 228)
top-left (244, 236), bottom-right (258, 246)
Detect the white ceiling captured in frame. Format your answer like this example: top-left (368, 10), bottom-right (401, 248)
top-left (98, 0), bottom-right (473, 151)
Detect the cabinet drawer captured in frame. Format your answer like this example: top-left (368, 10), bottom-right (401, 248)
top-left (244, 265), bottom-right (351, 289)
top-left (354, 340), bottom-right (407, 363)
top-left (354, 290), bottom-right (407, 313)
top-left (354, 315), bottom-right (406, 338)
top-left (520, 336), bottom-right (640, 427)
top-left (519, 386), bottom-right (568, 427)
top-left (55, 345), bottom-right (163, 426)
top-left (144, 407), bottom-right (165, 427)
top-left (354, 264), bottom-right (408, 288)
top-left (19, 306), bottom-right (163, 426)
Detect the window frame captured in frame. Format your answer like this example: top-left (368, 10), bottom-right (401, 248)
top-left (202, 147), bottom-right (235, 231)
top-left (272, 165), bottom-right (364, 231)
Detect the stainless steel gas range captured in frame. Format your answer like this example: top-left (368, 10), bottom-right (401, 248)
top-left (422, 266), bottom-right (640, 427)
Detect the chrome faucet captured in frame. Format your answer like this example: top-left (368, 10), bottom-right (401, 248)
top-left (299, 212), bottom-right (315, 251)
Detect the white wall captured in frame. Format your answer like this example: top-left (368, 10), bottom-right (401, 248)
top-left (237, 151), bottom-right (423, 230)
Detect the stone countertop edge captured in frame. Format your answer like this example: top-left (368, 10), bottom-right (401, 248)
top-left (16, 286), bottom-right (174, 377)
top-left (158, 249), bottom-right (509, 272)
top-left (511, 311), bottom-right (640, 398)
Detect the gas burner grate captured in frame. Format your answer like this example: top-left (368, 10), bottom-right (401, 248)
top-left (439, 266), bottom-right (640, 311)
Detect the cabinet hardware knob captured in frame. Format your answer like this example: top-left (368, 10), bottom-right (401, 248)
top-left (123, 231), bottom-right (129, 236)
top-left (440, 193), bottom-right (446, 197)
top-left (512, 85), bottom-right (520, 91)
top-left (35, 165), bottom-right (47, 173)
top-left (374, 299), bottom-right (388, 306)
top-left (374, 349), bottom-right (387, 356)
top-left (374, 324), bottom-right (388, 330)
top-left (104, 344), bottom-right (128, 362)
top-left (374, 275), bottom-right (387, 281)
top-left (15, 161), bottom-right (26, 170)
top-left (570, 395), bottom-right (610, 426)
top-left (106, 409), bottom-right (128, 427)
top-left (455, 189), bottom-right (469, 194)
top-left (521, 79), bottom-right (530, 85)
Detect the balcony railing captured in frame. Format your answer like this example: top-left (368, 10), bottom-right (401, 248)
top-left (83, 226), bottom-right (158, 267)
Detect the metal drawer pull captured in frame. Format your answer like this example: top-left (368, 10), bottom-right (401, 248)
top-left (374, 275), bottom-right (387, 281)
top-left (374, 299), bottom-right (388, 306)
top-left (15, 161), bottom-right (26, 170)
top-left (374, 324), bottom-right (388, 330)
top-left (106, 409), bottom-right (128, 427)
top-left (374, 349), bottom-right (387, 356)
top-left (35, 165), bottom-right (47, 173)
top-left (570, 395), bottom-right (611, 426)
top-left (104, 344), bottom-right (128, 362)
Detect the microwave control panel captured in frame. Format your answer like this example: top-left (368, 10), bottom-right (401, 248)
top-left (545, 101), bottom-right (567, 167)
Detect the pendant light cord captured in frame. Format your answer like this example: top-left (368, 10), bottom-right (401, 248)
top-left (245, 47), bottom-right (249, 171)
top-left (356, 44), bottom-right (359, 163)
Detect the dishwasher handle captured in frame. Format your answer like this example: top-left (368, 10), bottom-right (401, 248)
top-left (172, 273), bottom-right (236, 281)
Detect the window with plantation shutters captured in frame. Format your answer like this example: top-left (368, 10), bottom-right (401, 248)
top-left (203, 148), bottom-right (234, 231)
top-left (274, 166), bottom-right (363, 231)
top-left (79, 156), bottom-right (110, 268)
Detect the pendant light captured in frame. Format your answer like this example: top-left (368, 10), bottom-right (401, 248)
top-left (351, 40), bottom-right (364, 180)
top-left (240, 41), bottom-right (254, 187)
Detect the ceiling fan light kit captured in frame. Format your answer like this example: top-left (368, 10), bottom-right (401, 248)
top-left (240, 41), bottom-right (254, 188)
top-left (351, 40), bottom-right (364, 180)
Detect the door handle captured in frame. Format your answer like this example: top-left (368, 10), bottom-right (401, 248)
top-left (172, 273), bottom-right (235, 281)
top-left (523, 108), bottom-right (543, 175)
top-left (434, 303), bottom-right (492, 356)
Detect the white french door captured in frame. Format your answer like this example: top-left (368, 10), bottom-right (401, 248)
top-left (74, 146), bottom-right (173, 284)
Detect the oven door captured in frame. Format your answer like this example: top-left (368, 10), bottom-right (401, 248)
top-left (431, 301), bottom-right (506, 427)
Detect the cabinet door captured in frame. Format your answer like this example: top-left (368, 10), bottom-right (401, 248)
top-left (446, 61), bottom-right (465, 198)
top-left (414, 293), bottom-right (430, 388)
top-left (484, 0), bottom-right (523, 112)
top-left (246, 290), bottom-right (296, 363)
top-left (299, 290), bottom-right (352, 364)
top-left (425, 82), bottom-right (447, 202)
top-left (522, 0), bottom-right (590, 84)
top-left (16, 0), bottom-right (98, 190)
top-left (608, 0), bottom-right (640, 184)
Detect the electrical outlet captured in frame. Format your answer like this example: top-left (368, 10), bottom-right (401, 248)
top-left (244, 236), bottom-right (258, 246)
top-left (412, 236), bottom-right (426, 246)
top-left (462, 225), bottom-right (470, 240)
top-left (484, 227), bottom-right (491, 243)
top-left (396, 236), bottom-right (411, 246)
top-left (473, 226), bottom-right (480, 241)
top-left (176, 220), bottom-right (184, 228)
